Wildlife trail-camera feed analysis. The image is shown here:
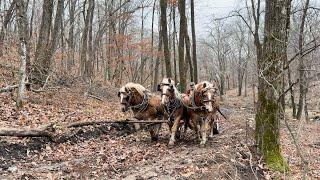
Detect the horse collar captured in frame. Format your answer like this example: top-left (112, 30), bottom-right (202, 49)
top-left (129, 92), bottom-right (149, 112)
top-left (165, 98), bottom-right (181, 115)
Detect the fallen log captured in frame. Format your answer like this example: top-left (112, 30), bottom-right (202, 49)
top-left (0, 119), bottom-right (168, 140)
top-left (0, 128), bottom-right (53, 138)
top-left (0, 84), bottom-right (18, 93)
top-left (66, 119), bottom-right (168, 128)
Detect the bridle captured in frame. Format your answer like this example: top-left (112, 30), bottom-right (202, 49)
top-left (158, 83), bottom-right (174, 97)
top-left (190, 87), bottom-right (216, 111)
top-left (158, 82), bottom-right (182, 121)
top-left (118, 90), bottom-right (149, 113)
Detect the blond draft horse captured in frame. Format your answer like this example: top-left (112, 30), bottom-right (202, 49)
top-left (157, 78), bottom-right (193, 146)
top-left (187, 81), bottom-right (220, 145)
top-left (158, 78), bottom-right (204, 146)
top-left (118, 83), bottom-right (165, 141)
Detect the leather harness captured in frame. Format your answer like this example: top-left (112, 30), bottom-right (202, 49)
top-left (127, 91), bottom-right (150, 113)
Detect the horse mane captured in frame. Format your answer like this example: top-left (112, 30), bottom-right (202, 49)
top-left (161, 78), bottom-right (182, 99)
top-left (195, 81), bottom-right (213, 91)
top-left (123, 82), bottom-right (149, 96)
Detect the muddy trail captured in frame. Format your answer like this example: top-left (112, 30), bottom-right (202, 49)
top-left (0, 110), bottom-right (261, 179)
top-left (0, 84), bottom-right (319, 179)
top-left (0, 119), bottom-right (262, 179)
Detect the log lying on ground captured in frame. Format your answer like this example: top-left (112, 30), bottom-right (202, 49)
top-left (0, 128), bottom-right (53, 138)
top-left (0, 119), bottom-right (168, 140)
top-left (0, 85), bottom-right (19, 93)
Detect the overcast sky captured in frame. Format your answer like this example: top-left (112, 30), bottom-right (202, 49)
top-left (194, 0), bottom-right (238, 37)
top-left (139, 0), bottom-right (320, 38)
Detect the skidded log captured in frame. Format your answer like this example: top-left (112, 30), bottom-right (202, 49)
top-left (0, 119), bottom-right (168, 140)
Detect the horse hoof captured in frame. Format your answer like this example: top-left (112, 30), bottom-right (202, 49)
top-left (200, 141), bottom-right (206, 147)
top-left (168, 141), bottom-right (175, 147)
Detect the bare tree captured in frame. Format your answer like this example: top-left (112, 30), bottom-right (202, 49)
top-left (178, 0), bottom-right (187, 91)
top-left (15, 0), bottom-right (29, 108)
top-left (190, 0), bottom-right (198, 83)
top-left (0, 0), bottom-right (16, 56)
top-left (296, 0), bottom-right (311, 120)
top-left (80, 0), bottom-right (95, 79)
top-left (67, 0), bottom-right (77, 71)
top-left (160, 0), bottom-right (172, 78)
top-left (32, 0), bottom-right (54, 83)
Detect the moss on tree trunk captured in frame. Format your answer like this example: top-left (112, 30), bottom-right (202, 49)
top-left (255, 0), bottom-right (291, 172)
top-left (255, 87), bottom-right (288, 172)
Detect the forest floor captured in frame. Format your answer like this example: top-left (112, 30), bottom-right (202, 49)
top-left (0, 72), bottom-right (320, 179)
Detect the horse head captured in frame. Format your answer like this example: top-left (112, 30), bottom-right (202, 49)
top-left (118, 83), bottom-right (146, 112)
top-left (158, 78), bottom-right (176, 104)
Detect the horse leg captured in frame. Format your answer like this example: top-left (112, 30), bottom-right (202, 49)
top-left (169, 116), bottom-right (181, 146)
top-left (212, 115), bottom-right (220, 135)
top-left (208, 114), bottom-right (215, 138)
top-left (149, 123), bottom-right (161, 141)
top-left (200, 117), bottom-right (209, 146)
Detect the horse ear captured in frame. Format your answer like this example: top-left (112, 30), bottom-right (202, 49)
top-left (117, 92), bottom-right (120, 97)
top-left (168, 78), bottom-right (171, 83)
top-left (124, 87), bottom-right (129, 92)
top-left (157, 84), bottom-right (161, 91)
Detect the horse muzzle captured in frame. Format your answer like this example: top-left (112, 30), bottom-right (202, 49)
top-left (121, 103), bottom-right (129, 112)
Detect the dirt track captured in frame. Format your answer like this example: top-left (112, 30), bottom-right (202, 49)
top-left (0, 85), bottom-right (319, 179)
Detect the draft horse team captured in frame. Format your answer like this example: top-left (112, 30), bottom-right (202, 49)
top-left (118, 78), bottom-right (221, 146)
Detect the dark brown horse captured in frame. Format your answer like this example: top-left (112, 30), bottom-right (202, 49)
top-left (118, 83), bottom-right (166, 141)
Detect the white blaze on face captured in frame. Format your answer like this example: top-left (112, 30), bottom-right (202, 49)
top-left (161, 85), bottom-right (170, 104)
top-left (120, 93), bottom-right (126, 104)
top-left (204, 91), bottom-right (213, 112)
top-left (160, 78), bottom-right (174, 104)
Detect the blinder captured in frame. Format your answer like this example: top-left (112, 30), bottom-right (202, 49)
top-left (158, 83), bottom-right (174, 93)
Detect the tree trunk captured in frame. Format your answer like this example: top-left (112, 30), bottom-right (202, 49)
top-left (67, 0), bottom-right (76, 71)
top-left (190, 0), bottom-right (198, 83)
top-left (32, 0), bottom-right (54, 83)
top-left (48, 0), bottom-right (64, 64)
top-left (255, 0), bottom-right (290, 171)
top-left (288, 67), bottom-right (296, 117)
top-left (0, 0), bottom-right (16, 56)
top-left (29, 0), bottom-right (35, 39)
top-left (81, 0), bottom-right (94, 79)
top-left (296, 0), bottom-right (310, 120)
top-left (140, 5), bottom-right (145, 84)
top-left (15, 0), bottom-right (29, 108)
top-left (172, 5), bottom-right (178, 83)
top-left (160, 0), bottom-right (172, 78)
top-left (87, 0), bottom-right (95, 78)
top-left (185, 32), bottom-right (193, 82)
top-left (153, 28), bottom-right (163, 91)
top-left (150, 0), bottom-right (156, 84)
top-left (178, 0), bottom-right (187, 92)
